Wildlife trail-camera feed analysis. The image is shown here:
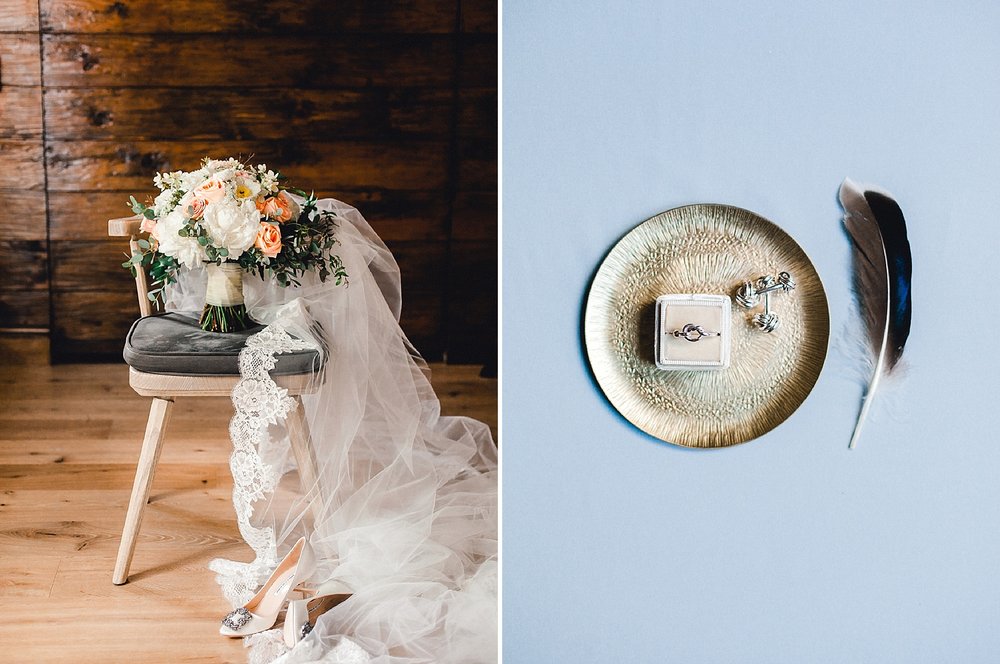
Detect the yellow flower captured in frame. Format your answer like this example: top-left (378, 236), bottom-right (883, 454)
top-left (234, 184), bottom-right (253, 200)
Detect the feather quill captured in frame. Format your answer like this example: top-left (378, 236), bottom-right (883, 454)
top-left (838, 179), bottom-right (912, 449)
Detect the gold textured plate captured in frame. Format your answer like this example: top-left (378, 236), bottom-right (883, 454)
top-left (584, 204), bottom-right (829, 447)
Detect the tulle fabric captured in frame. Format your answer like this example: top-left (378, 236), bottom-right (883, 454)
top-left (165, 198), bottom-right (498, 663)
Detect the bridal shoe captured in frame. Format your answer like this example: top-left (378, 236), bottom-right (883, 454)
top-left (220, 537), bottom-right (315, 637)
top-left (282, 579), bottom-right (353, 647)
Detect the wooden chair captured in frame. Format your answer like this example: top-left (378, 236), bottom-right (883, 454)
top-left (108, 216), bottom-right (321, 585)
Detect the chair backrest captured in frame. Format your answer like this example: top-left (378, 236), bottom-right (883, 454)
top-left (108, 215), bottom-right (153, 318)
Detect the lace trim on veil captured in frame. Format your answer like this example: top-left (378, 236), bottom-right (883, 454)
top-left (209, 320), bottom-right (314, 606)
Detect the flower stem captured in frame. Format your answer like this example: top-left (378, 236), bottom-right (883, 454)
top-left (198, 303), bottom-right (251, 333)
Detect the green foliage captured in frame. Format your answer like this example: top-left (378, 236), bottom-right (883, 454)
top-left (239, 193), bottom-right (349, 288)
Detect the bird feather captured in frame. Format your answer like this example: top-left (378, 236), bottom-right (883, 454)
top-left (838, 179), bottom-right (912, 449)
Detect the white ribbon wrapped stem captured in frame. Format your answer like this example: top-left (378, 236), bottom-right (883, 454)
top-left (205, 263), bottom-right (245, 307)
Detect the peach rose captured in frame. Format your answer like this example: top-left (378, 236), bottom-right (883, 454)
top-left (261, 197), bottom-right (282, 220)
top-left (258, 192), bottom-right (298, 222)
top-left (254, 222), bottom-right (282, 258)
top-left (185, 197), bottom-right (207, 220)
top-left (276, 191), bottom-right (300, 221)
top-left (192, 177), bottom-right (227, 204)
top-left (140, 216), bottom-right (157, 235)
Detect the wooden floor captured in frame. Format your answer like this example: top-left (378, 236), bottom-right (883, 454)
top-left (0, 335), bottom-right (497, 663)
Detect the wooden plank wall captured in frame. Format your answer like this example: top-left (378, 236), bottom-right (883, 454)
top-left (0, 2), bottom-right (47, 332)
top-left (0, 0), bottom-right (496, 364)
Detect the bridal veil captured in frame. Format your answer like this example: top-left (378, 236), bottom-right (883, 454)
top-left (165, 198), bottom-right (498, 663)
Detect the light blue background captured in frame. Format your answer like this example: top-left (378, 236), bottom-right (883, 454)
top-left (502, 2), bottom-right (1000, 662)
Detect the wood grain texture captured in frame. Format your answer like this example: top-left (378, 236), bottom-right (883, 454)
top-left (0, 140), bottom-right (45, 189)
top-left (0, 240), bottom-right (49, 290)
top-left (452, 191), bottom-right (497, 240)
top-left (446, 240), bottom-right (497, 364)
top-left (0, 86), bottom-right (43, 140)
top-left (50, 190), bottom-right (450, 241)
top-left (460, 0), bottom-right (497, 33)
top-left (43, 34), bottom-right (458, 88)
top-left (49, 289), bottom-right (136, 360)
top-left (457, 137), bottom-right (498, 191)
top-left (51, 239), bottom-right (147, 290)
top-left (0, 23), bottom-right (47, 335)
top-left (458, 88), bottom-right (498, 139)
top-left (0, 0), bottom-right (39, 31)
top-left (0, 291), bottom-right (49, 329)
top-left (22, 1), bottom-right (496, 363)
top-left (0, 34), bottom-right (41, 86)
top-left (459, 34), bottom-right (497, 87)
top-left (40, 0), bottom-right (458, 34)
top-left (42, 87), bottom-right (489, 141)
top-left (45, 140), bottom-right (449, 191)
top-left (0, 335), bottom-right (495, 661)
top-left (0, 190), bottom-right (46, 239)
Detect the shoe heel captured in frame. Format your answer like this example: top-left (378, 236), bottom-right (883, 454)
top-left (289, 586), bottom-right (309, 601)
top-left (283, 598), bottom-right (308, 648)
top-left (297, 539), bottom-right (316, 580)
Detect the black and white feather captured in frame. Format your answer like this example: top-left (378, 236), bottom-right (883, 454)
top-left (839, 179), bottom-right (913, 450)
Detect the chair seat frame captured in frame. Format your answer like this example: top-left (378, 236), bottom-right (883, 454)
top-left (109, 216), bottom-right (320, 585)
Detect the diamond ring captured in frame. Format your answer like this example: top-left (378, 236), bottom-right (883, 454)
top-left (671, 323), bottom-right (719, 342)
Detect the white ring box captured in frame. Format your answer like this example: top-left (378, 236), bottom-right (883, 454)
top-left (654, 294), bottom-right (732, 370)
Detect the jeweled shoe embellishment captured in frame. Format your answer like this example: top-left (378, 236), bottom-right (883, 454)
top-left (301, 621), bottom-right (313, 638)
top-left (222, 607), bottom-right (252, 631)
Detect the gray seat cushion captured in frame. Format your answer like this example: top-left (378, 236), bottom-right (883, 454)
top-left (123, 312), bottom-right (321, 376)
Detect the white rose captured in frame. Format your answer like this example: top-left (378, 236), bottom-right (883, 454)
top-left (201, 198), bottom-right (260, 256)
top-left (156, 210), bottom-right (206, 268)
top-left (155, 209), bottom-right (183, 239)
top-left (181, 170), bottom-right (205, 191)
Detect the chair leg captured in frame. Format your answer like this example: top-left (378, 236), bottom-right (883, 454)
top-left (113, 397), bottom-right (173, 585)
top-left (286, 396), bottom-right (324, 522)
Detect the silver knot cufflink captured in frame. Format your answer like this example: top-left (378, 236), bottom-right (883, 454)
top-left (736, 271), bottom-right (795, 332)
top-left (671, 323), bottom-right (720, 342)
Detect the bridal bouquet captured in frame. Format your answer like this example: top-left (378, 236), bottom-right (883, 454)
top-left (123, 157), bottom-right (347, 332)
